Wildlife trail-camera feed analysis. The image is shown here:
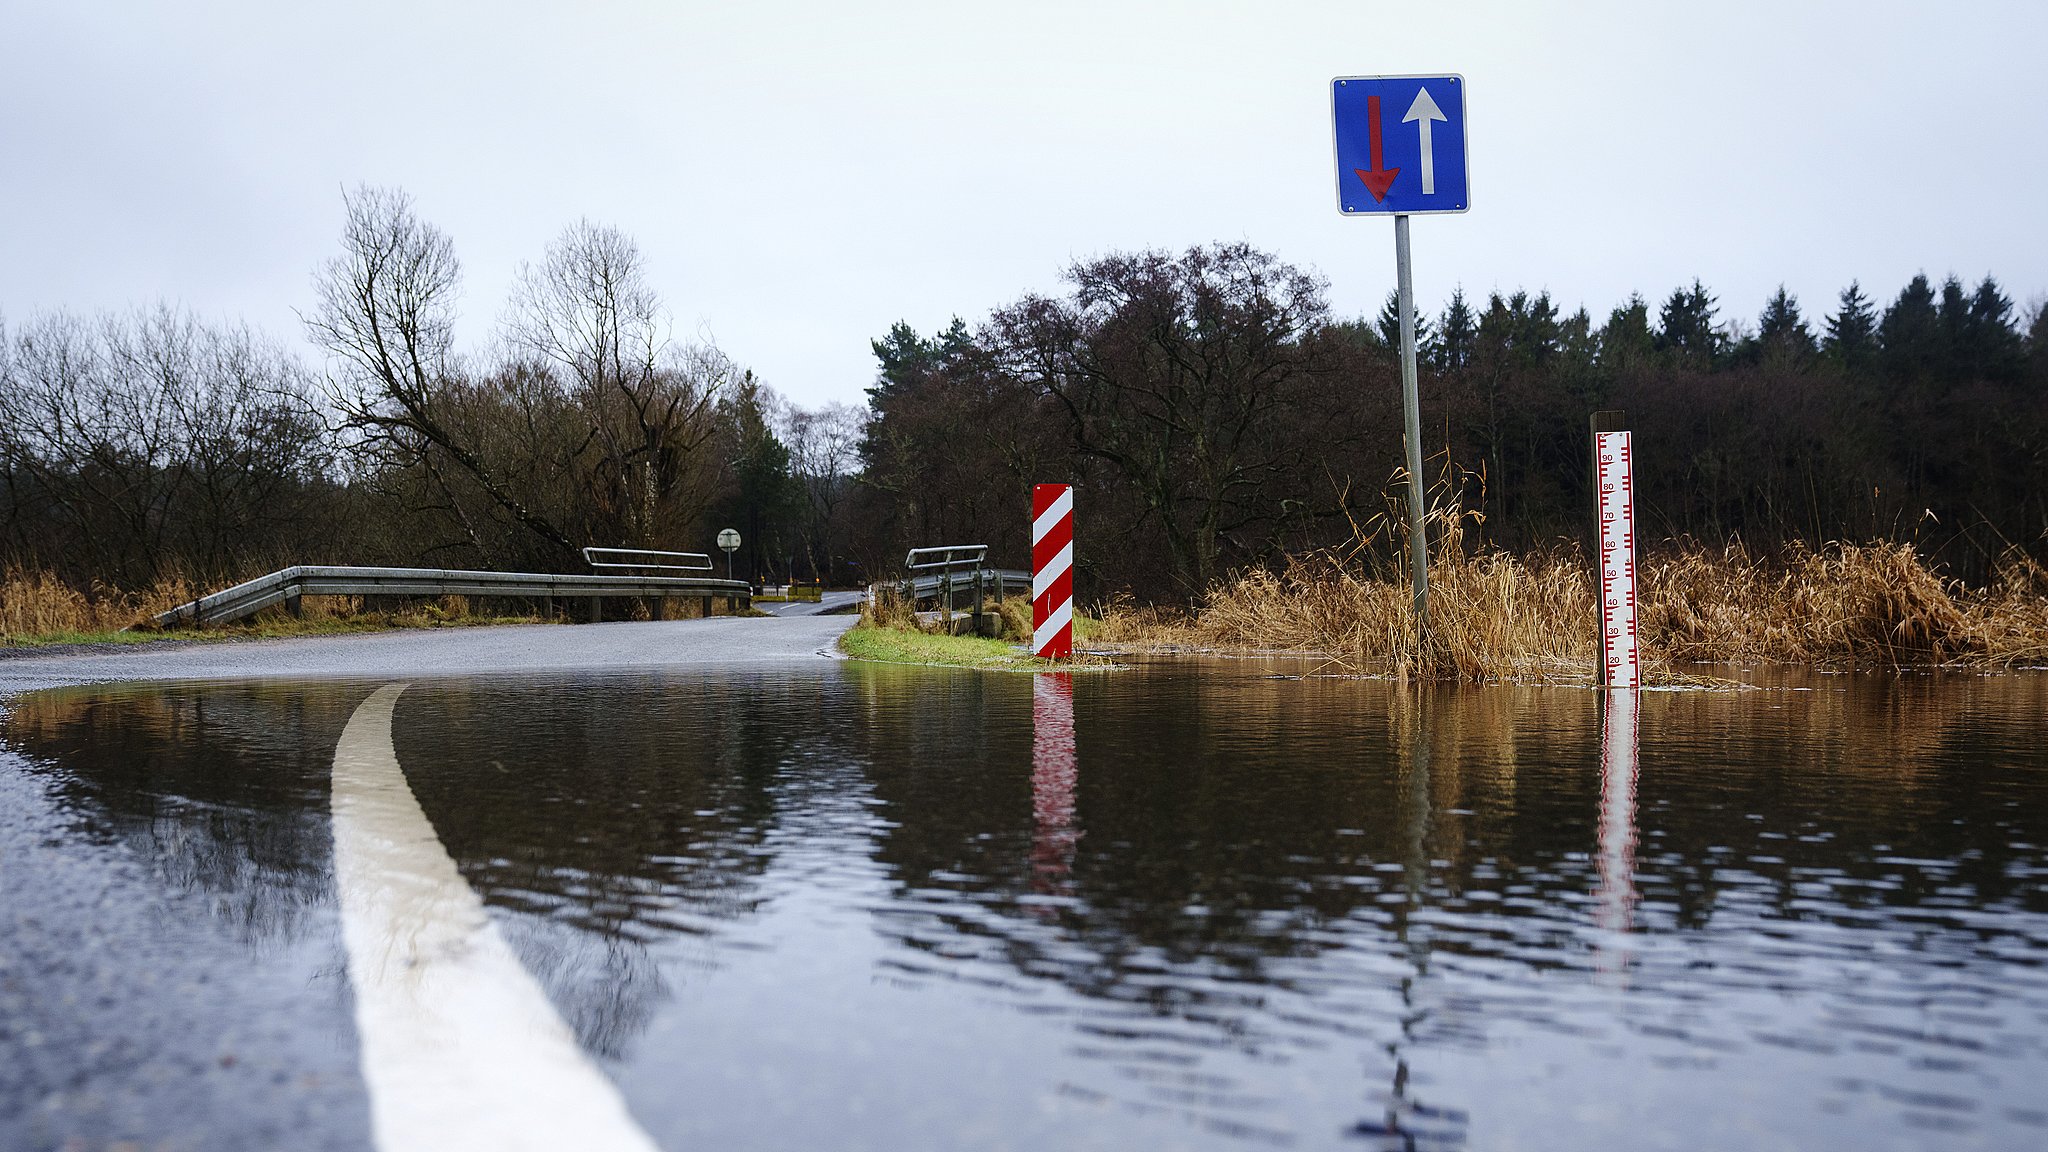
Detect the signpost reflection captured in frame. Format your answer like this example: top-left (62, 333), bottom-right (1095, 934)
top-left (1030, 673), bottom-right (1079, 893)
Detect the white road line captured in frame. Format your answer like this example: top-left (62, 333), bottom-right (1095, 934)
top-left (331, 684), bottom-right (661, 1152)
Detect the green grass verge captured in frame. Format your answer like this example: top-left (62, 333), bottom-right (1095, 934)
top-left (838, 621), bottom-right (1103, 672)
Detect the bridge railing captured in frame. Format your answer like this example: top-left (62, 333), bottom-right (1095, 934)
top-left (581, 547), bottom-right (715, 573)
top-left (150, 564), bottom-right (752, 629)
top-left (884, 544), bottom-right (1028, 629)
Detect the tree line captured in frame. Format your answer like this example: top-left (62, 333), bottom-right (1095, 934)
top-left (854, 244), bottom-right (2048, 599)
top-left (5, 206), bottom-right (2043, 604)
top-left (0, 187), bottom-right (862, 595)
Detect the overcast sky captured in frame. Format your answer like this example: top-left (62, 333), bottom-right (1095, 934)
top-left (4, 1), bottom-right (2044, 407)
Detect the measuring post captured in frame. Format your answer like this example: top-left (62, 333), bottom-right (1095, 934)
top-left (1332, 74), bottom-right (1469, 629)
top-left (1590, 412), bottom-right (1640, 689)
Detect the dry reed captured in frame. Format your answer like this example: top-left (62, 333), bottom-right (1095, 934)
top-left (1, 569), bottom-right (197, 641)
top-left (1641, 541), bottom-right (2048, 668)
top-left (860, 583), bottom-right (924, 632)
top-left (1, 568), bottom-right (545, 646)
top-left (1104, 539), bottom-right (2048, 681)
top-left (1190, 547), bottom-right (1595, 681)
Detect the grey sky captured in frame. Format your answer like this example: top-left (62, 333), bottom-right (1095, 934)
top-left (4, 1), bottom-right (2043, 407)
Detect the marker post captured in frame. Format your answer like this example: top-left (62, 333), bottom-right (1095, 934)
top-left (1589, 411), bottom-right (1640, 690)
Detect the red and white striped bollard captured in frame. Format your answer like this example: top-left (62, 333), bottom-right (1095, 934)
top-left (1031, 484), bottom-right (1074, 659)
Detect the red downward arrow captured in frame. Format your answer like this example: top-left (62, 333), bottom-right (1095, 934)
top-left (1353, 94), bottom-right (1400, 202)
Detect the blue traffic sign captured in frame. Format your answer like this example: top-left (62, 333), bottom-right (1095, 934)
top-left (1331, 75), bottom-right (1469, 215)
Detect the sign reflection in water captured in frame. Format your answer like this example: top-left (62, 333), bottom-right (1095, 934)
top-left (1030, 673), bottom-right (1079, 893)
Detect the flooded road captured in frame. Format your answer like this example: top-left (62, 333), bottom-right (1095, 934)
top-left (3, 655), bottom-right (2045, 1151)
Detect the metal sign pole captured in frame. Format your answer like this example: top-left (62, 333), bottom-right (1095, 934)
top-left (1394, 213), bottom-right (1429, 626)
top-left (1333, 74), bottom-right (1466, 632)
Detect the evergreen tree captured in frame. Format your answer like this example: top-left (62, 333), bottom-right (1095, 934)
top-left (1655, 280), bottom-right (1722, 369)
top-left (1878, 274), bottom-right (1941, 382)
top-left (1556, 307), bottom-right (1603, 406)
top-left (1823, 281), bottom-right (1878, 366)
top-left (1755, 285), bottom-right (1816, 362)
top-left (1376, 290), bottom-right (1433, 352)
top-left (1434, 288), bottom-right (1476, 372)
top-left (716, 371), bottom-right (805, 584)
top-left (1474, 290), bottom-right (1560, 362)
top-left (1936, 275), bottom-right (1972, 379)
top-left (1959, 276), bottom-right (2025, 383)
top-left (1596, 294), bottom-right (1655, 372)
top-left (867, 316), bottom-right (973, 402)
top-left (868, 321), bottom-right (938, 402)
top-left (2029, 302), bottom-right (2048, 382)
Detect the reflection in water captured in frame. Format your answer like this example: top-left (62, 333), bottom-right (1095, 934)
top-left (1594, 690), bottom-right (1640, 952)
top-left (1031, 672), bottom-right (1079, 892)
top-left (8, 665), bottom-right (2048, 1151)
top-left (387, 674), bottom-right (819, 1059)
top-left (1355, 691), bottom-right (1471, 1151)
top-left (3, 681), bottom-right (364, 947)
top-left (0, 680), bottom-right (377, 1150)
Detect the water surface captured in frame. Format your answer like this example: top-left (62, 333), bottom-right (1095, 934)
top-left (3, 661), bottom-right (2044, 1151)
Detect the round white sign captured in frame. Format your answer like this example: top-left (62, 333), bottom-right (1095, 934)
top-left (716, 528), bottom-right (742, 553)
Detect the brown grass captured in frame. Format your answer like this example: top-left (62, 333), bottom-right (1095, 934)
top-left (860, 583), bottom-right (925, 632)
top-left (1642, 541), bottom-right (2048, 668)
top-left (1189, 547), bottom-right (1595, 681)
top-left (1102, 539), bottom-right (2048, 681)
top-left (0, 569), bottom-right (198, 641)
top-left (1, 569), bottom-right (557, 647)
top-left (861, 583), bottom-right (1042, 644)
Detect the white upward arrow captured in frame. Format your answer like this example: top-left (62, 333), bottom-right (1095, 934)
top-left (1403, 86), bottom-right (1448, 195)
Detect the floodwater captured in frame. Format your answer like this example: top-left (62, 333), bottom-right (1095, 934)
top-left (3, 660), bottom-right (2045, 1151)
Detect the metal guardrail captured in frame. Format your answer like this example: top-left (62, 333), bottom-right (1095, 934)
top-left (582, 547), bottom-right (714, 572)
top-left (885, 561), bottom-right (1028, 636)
top-left (151, 564), bottom-right (753, 628)
top-left (905, 544), bottom-right (987, 572)
top-left (886, 541), bottom-right (1029, 623)
top-left (902, 568), bottom-right (1028, 600)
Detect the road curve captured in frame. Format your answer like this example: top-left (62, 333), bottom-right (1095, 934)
top-left (0, 615), bottom-right (854, 694)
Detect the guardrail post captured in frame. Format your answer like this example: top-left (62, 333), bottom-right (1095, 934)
top-left (974, 568), bottom-right (985, 630)
top-left (286, 592), bottom-right (302, 619)
top-left (587, 596), bottom-right (603, 624)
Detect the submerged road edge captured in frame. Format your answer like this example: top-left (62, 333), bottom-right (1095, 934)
top-left (331, 683), bottom-right (661, 1152)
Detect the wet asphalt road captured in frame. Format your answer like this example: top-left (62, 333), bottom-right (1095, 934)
top-left (0, 615), bottom-right (854, 694)
top-left (755, 590), bottom-right (864, 618)
top-left (0, 617), bottom-right (851, 1151)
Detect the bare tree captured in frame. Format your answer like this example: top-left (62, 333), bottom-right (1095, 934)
top-left (0, 306), bottom-right (327, 585)
top-left (988, 243), bottom-right (1336, 594)
top-left (779, 400), bottom-right (864, 579)
top-left (307, 185), bottom-right (578, 558)
top-left (501, 220), bottom-right (728, 549)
